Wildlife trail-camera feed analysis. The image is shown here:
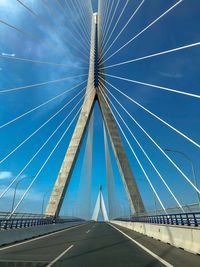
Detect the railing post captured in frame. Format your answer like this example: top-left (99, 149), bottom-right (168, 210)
top-left (170, 215), bottom-right (174, 225)
top-left (180, 214), bottom-right (184, 225)
top-left (4, 220), bottom-right (8, 230)
top-left (186, 213), bottom-right (191, 226)
top-left (175, 215), bottom-right (179, 225)
top-left (10, 219), bottom-right (14, 229)
top-left (193, 213), bottom-right (198, 227)
top-left (163, 215), bottom-right (166, 224)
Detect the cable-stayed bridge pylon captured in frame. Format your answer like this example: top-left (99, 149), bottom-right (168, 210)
top-left (45, 12), bottom-right (145, 218)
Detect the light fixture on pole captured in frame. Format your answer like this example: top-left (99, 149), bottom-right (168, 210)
top-left (164, 148), bottom-right (200, 208)
top-left (11, 176), bottom-right (35, 214)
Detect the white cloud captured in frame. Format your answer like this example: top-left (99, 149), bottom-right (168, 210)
top-left (1, 53), bottom-right (15, 57)
top-left (0, 0), bottom-right (10, 6)
top-left (0, 183), bottom-right (44, 202)
top-left (0, 1), bottom-right (21, 17)
top-left (19, 174), bottom-right (27, 179)
top-left (0, 185), bottom-right (44, 213)
top-left (0, 171), bottom-right (13, 180)
top-left (0, 187), bottom-right (42, 202)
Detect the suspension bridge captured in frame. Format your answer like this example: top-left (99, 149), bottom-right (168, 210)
top-left (0, 0), bottom-right (200, 266)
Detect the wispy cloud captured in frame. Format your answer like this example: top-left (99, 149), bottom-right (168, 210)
top-left (0, 185), bottom-right (44, 213)
top-left (1, 53), bottom-right (16, 57)
top-left (158, 71), bottom-right (182, 79)
top-left (0, 171), bottom-right (29, 180)
top-left (0, 171), bottom-right (13, 180)
top-left (0, 186), bottom-right (42, 202)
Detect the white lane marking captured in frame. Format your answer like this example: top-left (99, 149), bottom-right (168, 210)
top-left (86, 230), bottom-right (90, 234)
top-left (108, 223), bottom-right (173, 267)
top-left (47, 244), bottom-right (74, 267)
top-left (0, 223), bottom-right (87, 251)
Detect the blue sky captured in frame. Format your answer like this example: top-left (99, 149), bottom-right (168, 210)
top-left (0, 0), bottom-right (200, 218)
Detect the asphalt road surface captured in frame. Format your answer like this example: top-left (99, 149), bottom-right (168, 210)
top-left (0, 222), bottom-right (199, 267)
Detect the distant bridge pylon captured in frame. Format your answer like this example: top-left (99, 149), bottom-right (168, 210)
top-left (92, 185), bottom-right (108, 221)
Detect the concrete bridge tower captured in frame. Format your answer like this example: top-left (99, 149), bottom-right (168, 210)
top-left (45, 13), bottom-right (145, 217)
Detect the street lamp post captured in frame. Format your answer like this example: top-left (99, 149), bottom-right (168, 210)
top-left (11, 176), bottom-right (35, 213)
top-left (165, 148), bottom-right (200, 207)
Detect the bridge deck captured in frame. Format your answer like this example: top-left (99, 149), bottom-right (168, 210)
top-left (0, 223), bottom-right (199, 266)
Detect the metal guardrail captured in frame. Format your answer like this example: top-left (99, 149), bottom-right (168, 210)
top-left (116, 212), bottom-right (200, 227)
top-left (0, 212), bottom-right (84, 230)
top-left (0, 212), bottom-right (47, 220)
top-left (137, 203), bottom-right (200, 217)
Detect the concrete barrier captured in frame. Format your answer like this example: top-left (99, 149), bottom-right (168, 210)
top-left (0, 221), bottom-right (86, 247)
top-left (111, 220), bottom-right (200, 255)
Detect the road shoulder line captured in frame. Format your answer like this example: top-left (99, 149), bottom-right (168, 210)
top-left (108, 223), bottom-right (173, 267)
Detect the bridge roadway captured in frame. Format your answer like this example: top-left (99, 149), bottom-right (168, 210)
top-left (0, 222), bottom-right (199, 266)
